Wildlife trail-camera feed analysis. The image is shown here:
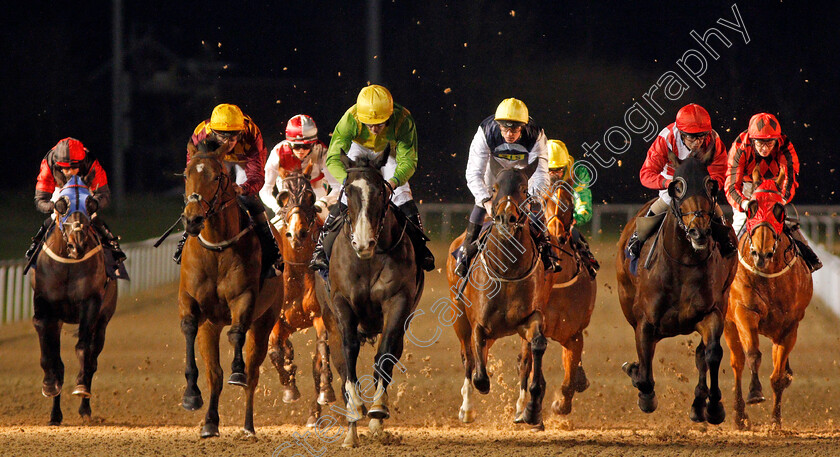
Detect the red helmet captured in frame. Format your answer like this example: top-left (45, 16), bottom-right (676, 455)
top-left (285, 114), bottom-right (318, 144)
top-left (675, 104), bottom-right (712, 134)
top-left (748, 113), bottom-right (781, 140)
top-left (53, 137), bottom-right (87, 167)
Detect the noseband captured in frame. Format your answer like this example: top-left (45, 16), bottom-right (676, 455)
top-left (492, 196), bottom-right (527, 233)
top-left (344, 167), bottom-right (393, 248)
top-left (185, 155), bottom-right (237, 222)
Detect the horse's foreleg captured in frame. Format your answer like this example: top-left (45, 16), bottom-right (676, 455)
top-left (522, 313), bottom-right (547, 428)
top-left (78, 315), bottom-right (110, 419)
top-left (227, 291), bottom-right (256, 387)
top-left (268, 320), bottom-right (300, 403)
top-left (737, 307), bottom-right (765, 405)
top-left (198, 321), bottom-right (224, 438)
top-left (242, 309), bottom-right (276, 437)
top-left (368, 299), bottom-right (412, 437)
top-left (454, 315), bottom-right (476, 423)
top-left (332, 297), bottom-right (362, 448)
top-left (514, 339), bottom-right (532, 423)
top-left (770, 327), bottom-right (798, 429)
top-left (471, 325), bottom-right (492, 395)
top-left (314, 317), bottom-right (335, 405)
top-left (73, 296), bottom-right (101, 399)
top-left (698, 311), bottom-right (725, 425)
top-left (690, 341), bottom-right (709, 422)
top-left (623, 322), bottom-right (658, 413)
top-left (554, 332), bottom-right (584, 416)
top-left (33, 311), bottom-right (64, 425)
top-left (723, 317), bottom-right (749, 429)
top-left (180, 312), bottom-right (203, 411)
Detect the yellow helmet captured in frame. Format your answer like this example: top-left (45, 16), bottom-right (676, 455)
top-left (547, 139), bottom-right (571, 169)
top-left (356, 85), bottom-right (394, 124)
top-left (494, 98), bottom-right (529, 126)
top-left (209, 103), bottom-right (245, 131)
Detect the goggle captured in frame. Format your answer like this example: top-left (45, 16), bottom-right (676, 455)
top-left (290, 143), bottom-right (313, 151)
top-left (57, 164), bottom-right (81, 170)
top-left (679, 131), bottom-right (709, 141)
top-left (211, 130), bottom-right (242, 142)
top-left (752, 138), bottom-right (776, 146)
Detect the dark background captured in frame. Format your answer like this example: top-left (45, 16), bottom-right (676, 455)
top-left (3, 1), bottom-right (838, 205)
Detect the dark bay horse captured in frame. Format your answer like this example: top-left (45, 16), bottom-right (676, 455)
top-left (268, 167), bottom-right (336, 427)
top-left (616, 156), bottom-right (737, 424)
top-left (178, 140), bottom-right (283, 438)
top-left (315, 148), bottom-right (424, 447)
top-left (30, 176), bottom-right (118, 425)
top-left (723, 168), bottom-right (813, 430)
top-left (513, 177), bottom-right (594, 419)
top-left (446, 163), bottom-right (548, 429)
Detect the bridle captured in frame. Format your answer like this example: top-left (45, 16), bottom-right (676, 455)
top-left (344, 167), bottom-right (394, 249)
top-left (744, 188), bottom-right (789, 260)
top-left (279, 173), bottom-right (318, 234)
top-left (185, 154), bottom-right (238, 222)
top-left (669, 177), bottom-right (715, 242)
top-left (544, 185), bottom-right (573, 243)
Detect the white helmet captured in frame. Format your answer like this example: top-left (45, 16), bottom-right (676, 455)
top-left (285, 114), bottom-right (318, 144)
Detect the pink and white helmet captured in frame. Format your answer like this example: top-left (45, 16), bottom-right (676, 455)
top-left (285, 114), bottom-right (318, 144)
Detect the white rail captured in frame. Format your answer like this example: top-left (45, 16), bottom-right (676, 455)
top-left (0, 235), bottom-right (181, 324)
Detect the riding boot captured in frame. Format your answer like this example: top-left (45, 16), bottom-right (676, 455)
top-left (25, 218), bottom-right (52, 260)
top-left (253, 212), bottom-right (283, 278)
top-left (92, 217), bottom-right (127, 263)
top-left (529, 220), bottom-right (562, 273)
top-left (571, 227), bottom-right (599, 279)
top-left (310, 204), bottom-right (344, 273)
top-left (789, 228), bottom-right (823, 272)
top-left (173, 232), bottom-right (188, 264)
top-left (455, 221), bottom-right (483, 278)
top-left (627, 211), bottom-right (666, 260)
top-left (398, 201), bottom-right (435, 271)
top-left (710, 215), bottom-right (737, 259)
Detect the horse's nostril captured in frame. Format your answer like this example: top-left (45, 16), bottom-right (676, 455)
top-left (285, 232), bottom-right (293, 238)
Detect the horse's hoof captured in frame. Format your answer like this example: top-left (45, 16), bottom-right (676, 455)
top-left (369, 418), bottom-right (384, 436)
top-left (530, 422), bottom-right (545, 432)
top-left (735, 413), bottom-right (750, 431)
top-left (182, 394), bottom-right (204, 411)
top-left (523, 406), bottom-right (542, 426)
top-left (622, 362), bottom-right (638, 377)
top-left (690, 402), bottom-right (707, 423)
top-left (746, 391), bottom-right (765, 404)
top-left (42, 382), bottom-right (61, 398)
top-left (459, 407), bottom-right (476, 424)
top-left (318, 388), bottom-right (336, 405)
top-left (72, 385), bottom-right (91, 398)
top-left (282, 386), bottom-right (301, 403)
top-left (306, 414), bottom-right (319, 428)
top-left (513, 411), bottom-right (525, 424)
top-left (342, 432), bottom-right (360, 448)
top-left (574, 366), bottom-right (590, 393)
top-left (472, 374), bottom-right (490, 395)
top-left (201, 423), bottom-right (220, 438)
top-left (552, 399), bottom-right (572, 416)
top-left (228, 372), bottom-right (247, 387)
top-left (368, 404), bottom-right (390, 420)
top-left (638, 392), bottom-right (657, 413)
top-left (705, 401), bottom-right (725, 425)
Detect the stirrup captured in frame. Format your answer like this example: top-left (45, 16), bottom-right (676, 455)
top-left (626, 233), bottom-right (642, 260)
top-left (454, 247), bottom-right (471, 277)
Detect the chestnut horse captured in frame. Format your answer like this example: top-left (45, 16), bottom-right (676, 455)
top-left (267, 167), bottom-right (336, 427)
top-left (316, 148), bottom-right (424, 447)
top-left (513, 177), bottom-right (595, 421)
top-left (178, 140), bottom-right (283, 438)
top-left (616, 156), bottom-right (737, 424)
top-left (723, 168), bottom-right (813, 430)
top-left (30, 176), bottom-right (117, 425)
top-left (447, 163), bottom-right (548, 428)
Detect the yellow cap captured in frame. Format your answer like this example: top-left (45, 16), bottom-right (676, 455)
top-left (494, 98), bottom-right (529, 125)
top-left (356, 85), bottom-right (394, 124)
top-left (209, 104), bottom-right (245, 131)
top-left (548, 140), bottom-right (571, 169)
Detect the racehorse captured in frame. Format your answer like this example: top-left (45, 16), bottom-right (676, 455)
top-left (723, 167), bottom-right (813, 430)
top-left (178, 139), bottom-right (283, 438)
top-left (267, 165), bottom-right (336, 427)
top-left (616, 156), bottom-right (737, 424)
top-left (446, 163), bottom-right (549, 428)
top-left (513, 177), bottom-right (594, 420)
top-left (30, 176), bottom-right (118, 425)
top-left (315, 147), bottom-right (424, 447)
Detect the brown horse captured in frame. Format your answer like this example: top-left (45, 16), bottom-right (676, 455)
top-left (513, 177), bottom-right (594, 420)
top-left (723, 168), bottom-right (813, 430)
top-left (616, 156), bottom-right (737, 424)
top-left (267, 167), bottom-right (336, 427)
top-left (30, 176), bottom-right (118, 425)
top-left (178, 140), bottom-right (283, 438)
top-left (447, 163), bottom-right (548, 428)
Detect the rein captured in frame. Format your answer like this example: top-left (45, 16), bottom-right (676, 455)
top-left (42, 243), bottom-right (103, 264)
top-left (186, 154), bottom-right (249, 251)
top-left (738, 225), bottom-right (798, 278)
top-left (662, 207), bottom-right (713, 267)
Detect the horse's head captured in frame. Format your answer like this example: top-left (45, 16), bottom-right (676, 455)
top-left (182, 140), bottom-right (232, 236)
top-left (744, 167), bottom-right (787, 268)
top-left (55, 176), bottom-right (96, 259)
top-left (543, 176), bottom-right (575, 243)
top-left (276, 165), bottom-right (317, 249)
top-left (668, 156), bottom-right (718, 251)
top-left (340, 146), bottom-right (391, 259)
top-left (490, 160), bottom-right (537, 239)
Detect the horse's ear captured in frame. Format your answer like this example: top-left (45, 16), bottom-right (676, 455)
top-left (522, 159), bottom-right (539, 178)
top-left (339, 149), bottom-right (354, 170)
top-left (668, 177), bottom-right (686, 200)
top-left (775, 165), bottom-right (786, 189)
top-left (704, 176), bottom-right (719, 200)
top-left (187, 142), bottom-right (199, 157)
top-left (747, 200), bottom-right (759, 219)
top-left (372, 144), bottom-right (390, 169)
top-left (276, 189), bottom-right (291, 207)
top-left (85, 196), bottom-right (99, 215)
top-left (303, 160), bottom-right (314, 176)
top-left (751, 167), bottom-right (762, 186)
top-left (54, 196), bottom-right (69, 215)
top-left (772, 202), bottom-right (786, 222)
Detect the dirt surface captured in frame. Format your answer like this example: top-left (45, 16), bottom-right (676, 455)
top-left (2, 241), bottom-right (840, 456)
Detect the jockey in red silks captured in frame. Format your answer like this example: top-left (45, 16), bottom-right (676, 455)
top-left (626, 103), bottom-right (736, 260)
top-left (26, 137), bottom-right (126, 263)
top-left (724, 112), bottom-right (821, 271)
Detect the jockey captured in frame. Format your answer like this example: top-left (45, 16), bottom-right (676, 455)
top-left (724, 112), bottom-right (822, 271)
top-left (626, 103), bottom-right (736, 260)
top-left (174, 103), bottom-right (282, 279)
top-left (546, 139), bottom-right (600, 279)
top-left (454, 98), bottom-right (561, 277)
top-left (309, 84), bottom-right (435, 272)
top-left (26, 137), bottom-right (126, 263)
top-left (259, 114), bottom-right (339, 227)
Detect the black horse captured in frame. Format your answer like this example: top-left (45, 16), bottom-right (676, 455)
top-left (315, 148), bottom-right (424, 447)
top-left (30, 176), bottom-right (118, 425)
